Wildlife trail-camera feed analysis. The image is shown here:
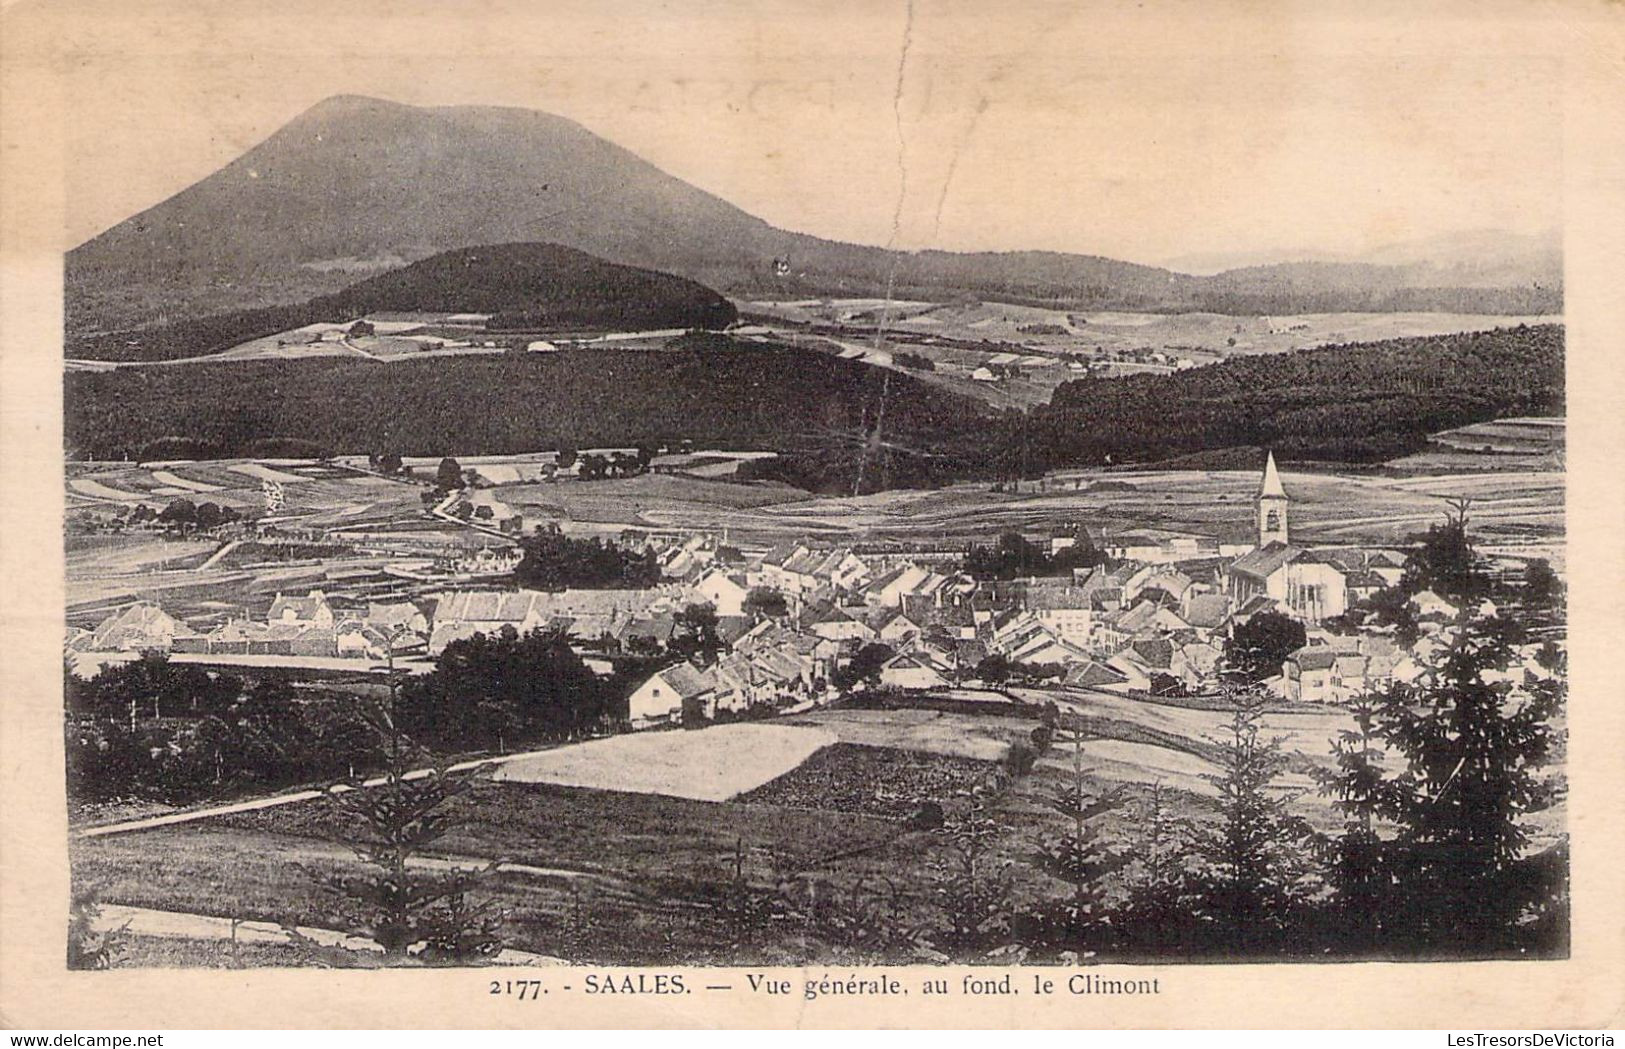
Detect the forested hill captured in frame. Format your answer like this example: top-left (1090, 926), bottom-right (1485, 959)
top-left (64, 326), bottom-right (1563, 495)
top-left (68, 243), bottom-right (737, 363)
top-left (63, 341), bottom-right (994, 477)
top-left (339, 243), bottom-right (737, 330)
top-left (1032, 324), bottom-right (1564, 465)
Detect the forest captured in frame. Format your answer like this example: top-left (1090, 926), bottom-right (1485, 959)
top-left (65, 325), bottom-right (1562, 494)
top-left (1032, 324), bottom-right (1563, 466)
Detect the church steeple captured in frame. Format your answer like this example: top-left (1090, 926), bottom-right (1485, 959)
top-left (1257, 451), bottom-right (1289, 546)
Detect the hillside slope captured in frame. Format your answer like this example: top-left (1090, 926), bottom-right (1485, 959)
top-left (68, 95), bottom-right (1561, 339)
top-left (70, 243), bottom-right (739, 362)
top-left (65, 326), bottom-right (1563, 495)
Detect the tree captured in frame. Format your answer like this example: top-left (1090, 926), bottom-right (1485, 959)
top-left (194, 501), bottom-right (233, 529)
top-left (1314, 693), bottom-right (1391, 951)
top-left (1190, 686), bottom-right (1316, 953)
top-left (348, 320), bottom-right (376, 337)
top-left (158, 498), bottom-right (198, 529)
top-left (435, 457), bottom-right (464, 493)
top-left (1116, 782), bottom-right (1201, 955)
top-left (928, 798), bottom-right (1013, 958)
top-left (309, 698), bottom-right (503, 961)
top-left (1523, 559), bottom-right (1561, 607)
top-left (556, 446), bottom-right (578, 470)
top-left (1342, 612), bottom-right (1565, 953)
top-left (398, 628), bottom-right (607, 749)
top-left (1027, 722), bottom-right (1128, 951)
top-left (834, 643), bottom-right (895, 691)
top-left (1224, 610), bottom-right (1306, 683)
top-left (743, 586), bottom-right (788, 620)
top-left (973, 654), bottom-right (1011, 686)
top-left (673, 602), bottom-right (722, 664)
top-left (67, 890), bottom-right (128, 970)
top-left (513, 526), bottom-right (661, 591)
top-left (1401, 504), bottom-right (1490, 603)
top-left (377, 451), bottom-right (403, 476)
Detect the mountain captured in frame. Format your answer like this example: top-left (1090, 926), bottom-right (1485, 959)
top-left (67, 95), bottom-right (1562, 339)
top-left (1163, 228), bottom-right (1561, 289)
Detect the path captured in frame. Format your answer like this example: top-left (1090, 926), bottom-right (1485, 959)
top-left (197, 537), bottom-right (244, 570)
top-left (95, 903), bottom-right (563, 966)
top-left (76, 744), bottom-right (566, 839)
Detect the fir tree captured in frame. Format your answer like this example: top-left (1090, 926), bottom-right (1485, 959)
top-left (1361, 613), bottom-right (1565, 953)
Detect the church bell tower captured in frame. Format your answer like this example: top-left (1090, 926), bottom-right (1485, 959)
top-left (1257, 451), bottom-right (1289, 546)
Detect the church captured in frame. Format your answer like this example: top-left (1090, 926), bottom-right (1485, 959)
top-left (1223, 452), bottom-right (1350, 622)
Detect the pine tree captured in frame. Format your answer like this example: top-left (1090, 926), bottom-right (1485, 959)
top-left (1192, 685), bottom-right (1316, 954)
top-left (1361, 613), bottom-right (1565, 953)
top-left (1315, 693), bottom-right (1393, 951)
top-left (1028, 722), bottom-right (1128, 952)
top-left (309, 693), bottom-right (503, 962)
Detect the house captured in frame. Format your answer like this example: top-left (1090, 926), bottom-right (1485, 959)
top-left (1182, 593), bottom-right (1232, 634)
top-left (1023, 585), bottom-right (1096, 646)
top-left (336, 619), bottom-right (407, 660)
top-left (627, 663), bottom-right (716, 727)
top-left (429, 587), bottom-right (673, 653)
top-left (366, 601), bottom-right (429, 636)
top-left (691, 568), bottom-right (750, 617)
top-left (758, 544), bottom-right (870, 596)
top-left (1006, 628), bottom-right (1091, 667)
top-left (878, 652), bottom-right (951, 691)
top-left (87, 601), bottom-right (194, 653)
top-left (801, 603), bottom-right (877, 643)
top-left (1062, 659), bottom-right (1132, 691)
top-left (428, 590), bottom-right (548, 653)
top-left (872, 606), bottom-right (927, 644)
top-left (1282, 646), bottom-right (1340, 702)
top-left (1408, 589), bottom-right (1460, 620)
top-left (614, 613), bottom-right (679, 651)
top-left (268, 590), bottom-right (335, 629)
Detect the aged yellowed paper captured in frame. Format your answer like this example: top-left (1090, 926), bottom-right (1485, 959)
top-left (3, 0), bottom-right (1623, 1029)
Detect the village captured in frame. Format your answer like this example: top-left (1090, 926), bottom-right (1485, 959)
top-left (67, 451), bottom-right (1564, 731)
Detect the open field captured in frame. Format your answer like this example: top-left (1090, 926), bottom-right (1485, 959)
top-left (628, 463), bottom-right (1564, 549)
top-left (73, 777), bottom-right (907, 962)
top-left (493, 723), bottom-right (838, 801)
top-left (1388, 417), bottom-right (1565, 473)
top-left (739, 302), bottom-right (1561, 407)
top-left (492, 472), bottom-right (806, 529)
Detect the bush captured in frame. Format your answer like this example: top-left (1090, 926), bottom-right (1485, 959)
top-left (1004, 740), bottom-right (1039, 778)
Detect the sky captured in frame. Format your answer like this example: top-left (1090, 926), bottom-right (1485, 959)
top-left (14, 0), bottom-right (1568, 266)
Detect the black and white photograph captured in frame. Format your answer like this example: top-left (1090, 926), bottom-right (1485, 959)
top-left (7, 0), bottom-right (1616, 1015)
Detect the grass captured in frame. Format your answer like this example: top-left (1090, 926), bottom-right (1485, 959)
top-left (73, 779), bottom-right (909, 963)
top-left (737, 742), bottom-right (999, 818)
top-left (491, 722), bottom-right (839, 801)
top-left (105, 934), bottom-right (356, 969)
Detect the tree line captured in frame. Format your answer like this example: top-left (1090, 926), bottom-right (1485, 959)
top-left (64, 628), bottom-right (618, 807)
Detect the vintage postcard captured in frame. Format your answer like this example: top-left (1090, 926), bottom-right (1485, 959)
top-left (2, 0), bottom-right (1623, 1030)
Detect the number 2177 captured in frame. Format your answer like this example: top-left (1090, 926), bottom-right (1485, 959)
top-left (490, 980), bottom-right (544, 1000)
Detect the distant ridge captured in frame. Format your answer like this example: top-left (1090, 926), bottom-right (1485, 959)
top-left (68, 95), bottom-right (1563, 338)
